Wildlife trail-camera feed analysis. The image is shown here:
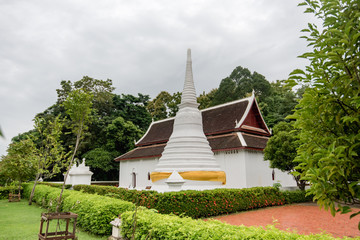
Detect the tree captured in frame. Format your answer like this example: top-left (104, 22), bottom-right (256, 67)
top-left (57, 89), bottom-right (93, 212)
top-left (28, 116), bottom-right (68, 205)
top-left (289, 0), bottom-right (360, 223)
top-left (211, 66), bottom-right (271, 106)
top-left (0, 139), bottom-right (37, 193)
top-left (264, 122), bottom-right (306, 190)
top-left (147, 91), bottom-right (181, 121)
top-left (112, 93), bottom-right (151, 132)
top-left (211, 77), bottom-right (237, 106)
top-left (84, 116), bottom-right (143, 180)
top-left (259, 80), bottom-right (300, 128)
top-left (198, 89), bottom-right (218, 110)
top-left (56, 76), bottom-right (114, 115)
top-left (12, 77), bottom-right (150, 181)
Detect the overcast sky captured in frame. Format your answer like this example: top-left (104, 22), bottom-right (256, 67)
top-left (0, 0), bottom-right (316, 156)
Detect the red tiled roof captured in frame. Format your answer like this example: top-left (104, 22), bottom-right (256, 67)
top-left (136, 119), bottom-right (174, 146)
top-left (208, 133), bottom-right (242, 151)
top-left (115, 133), bottom-right (269, 161)
top-left (242, 133), bottom-right (269, 149)
top-left (202, 100), bottom-right (248, 135)
top-left (115, 144), bottom-right (166, 161)
top-left (115, 97), bottom-right (271, 161)
top-left (137, 99), bottom-right (250, 146)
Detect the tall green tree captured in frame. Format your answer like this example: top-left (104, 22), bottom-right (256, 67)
top-left (112, 93), bottom-right (151, 131)
top-left (57, 89), bottom-right (93, 212)
top-left (56, 76), bottom-right (114, 115)
top-left (147, 91), bottom-right (181, 121)
top-left (84, 116), bottom-right (143, 180)
top-left (198, 89), bottom-right (218, 110)
top-left (264, 121), bottom-right (306, 190)
top-left (28, 116), bottom-right (68, 205)
top-left (0, 139), bottom-right (37, 193)
top-left (260, 80), bottom-right (300, 128)
top-left (289, 0), bottom-right (360, 223)
top-left (212, 66), bottom-right (271, 106)
top-left (14, 77), bottom-right (150, 181)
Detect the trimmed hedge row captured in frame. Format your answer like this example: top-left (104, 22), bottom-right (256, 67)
top-left (38, 182), bottom-right (72, 189)
top-left (121, 208), bottom-right (345, 240)
top-left (282, 190), bottom-right (313, 204)
top-left (22, 183), bottom-right (135, 235)
top-left (74, 185), bottom-right (290, 218)
top-left (0, 186), bottom-right (22, 199)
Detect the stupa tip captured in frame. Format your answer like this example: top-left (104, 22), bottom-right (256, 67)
top-left (187, 49), bottom-right (191, 61)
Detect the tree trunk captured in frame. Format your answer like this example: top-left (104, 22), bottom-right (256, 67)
top-left (56, 127), bottom-right (81, 213)
top-left (294, 175), bottom-right (306, 191)
top-left (18, 180), bottom-right (22, 195)
top-left (28, 173), bottom-right (41, 205)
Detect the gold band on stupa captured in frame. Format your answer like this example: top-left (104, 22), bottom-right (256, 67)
top-left (151, 171), bottom-right (226, 185)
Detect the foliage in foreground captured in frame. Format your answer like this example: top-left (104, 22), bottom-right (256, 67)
top-left (121, 208), bottom-right (350, 240)
top-left (22, 183), bottom-right (135, 235)
top-left (289, 0), bottom-right (360, 223)
top-left (74, 185), bottom-right (311, 219)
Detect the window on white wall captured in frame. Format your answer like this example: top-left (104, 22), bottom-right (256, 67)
top-left (132, 172), bottom-right (136, 188)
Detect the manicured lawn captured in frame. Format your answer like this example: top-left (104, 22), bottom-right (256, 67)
top-left (0, 199), bottom-right (107, 240)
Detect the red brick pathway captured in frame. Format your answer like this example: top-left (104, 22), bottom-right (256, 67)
top-left (212, 203), bottom-right (360, 238)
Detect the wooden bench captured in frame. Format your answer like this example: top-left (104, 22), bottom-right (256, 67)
top-left (8, 193), bottom-right (21, 202)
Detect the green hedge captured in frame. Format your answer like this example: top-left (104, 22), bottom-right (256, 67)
top-left (282, 190), bottom-right (313, 204)
top-left (74, 185), bottom-right (289, 218)
top-left (0, 186), bottom-right (22, 199)
top-left (23, 183), bottom-right (135, 235)
top-left (121, 208), bottom-right (345, 240)
top-left (38, 182), bottom-right (72, 189)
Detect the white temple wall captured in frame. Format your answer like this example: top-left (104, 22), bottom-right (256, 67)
top-left (243, 150), bottom-right (297, 188)
top-left (273, 168), bottom-right (298, 188)
top-left (244, 150), bottom-right (273, 187)
top-left (118, 150), bottom-right (297, 190)
top-left (214, 150), bottom-right (247, 189)
top-left (119, 158), bottom-right (158, 189)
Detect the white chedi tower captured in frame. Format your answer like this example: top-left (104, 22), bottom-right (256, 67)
top-left (151, 49), bottom-right (226, 192)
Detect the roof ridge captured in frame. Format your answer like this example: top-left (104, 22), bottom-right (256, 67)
top-left (148, 96), bottom-right (252, 126)
top-left (200, 96), bottom-right (252, 112)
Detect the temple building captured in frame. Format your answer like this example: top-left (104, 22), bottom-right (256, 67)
top-left (115, 50), bottom-right (297, 191)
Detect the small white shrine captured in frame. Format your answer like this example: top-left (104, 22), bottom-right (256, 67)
top-left (115, 50), bottom-right (297, 191)
top-left (65, 158), bottom-right (93, 186)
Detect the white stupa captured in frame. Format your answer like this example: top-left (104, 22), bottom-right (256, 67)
top-left (151, 49), bottom-right (226, 192)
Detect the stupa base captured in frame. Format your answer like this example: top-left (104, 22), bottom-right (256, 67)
top-left (152, 179), bottom-right (223, 193)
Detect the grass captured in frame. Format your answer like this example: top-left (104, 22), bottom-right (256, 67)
top-left (0, 199), bottom-right (107, 240)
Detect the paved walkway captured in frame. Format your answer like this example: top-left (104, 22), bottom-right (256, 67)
top-left (212, 203), bottom-right (360, 238)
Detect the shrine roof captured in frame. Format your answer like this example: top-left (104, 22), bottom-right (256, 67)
top-left (115, 132), bottom-right (268, 161)
top-left (115, 95), bottom-right (271, 161)
top-left (136, 95), bottom-right (270, 147)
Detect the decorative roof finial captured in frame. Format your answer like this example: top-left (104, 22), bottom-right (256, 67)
top-left (180, 49), bottom-right (199, 108)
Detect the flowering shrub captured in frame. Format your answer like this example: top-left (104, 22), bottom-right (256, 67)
top-left (74, 185), bottom-right (289, 218)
